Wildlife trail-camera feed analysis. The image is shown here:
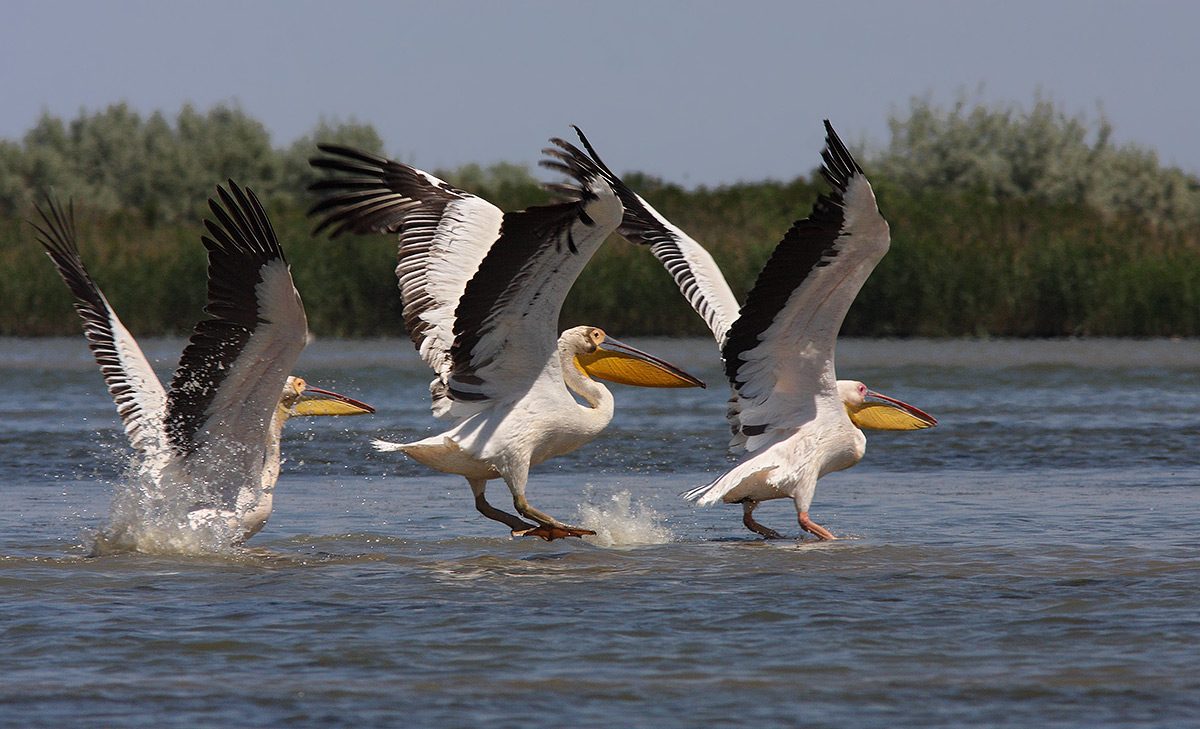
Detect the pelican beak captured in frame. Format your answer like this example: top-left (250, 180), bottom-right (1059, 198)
top-left (289, 386), bottom-right (376, 417)
top-left (576, 337), bottom-right (705, 388)
top-left (847, 390), bottom-right (937, 430)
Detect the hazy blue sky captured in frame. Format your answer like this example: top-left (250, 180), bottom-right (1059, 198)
top-left (4, 0), bottom-right (1197, 186)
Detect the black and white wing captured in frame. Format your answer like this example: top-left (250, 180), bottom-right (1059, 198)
top-left (307, 145), bottom-right (501, 385)
top-left (446, 174), bottom-right (623, 406)
top-left (541, 126), bottom-right (741, 347)
top-left (31, 194), bottom-right (169, 458)
top-left (722, 121), bottom-right (890, 452)
top-left (164, 182), bottom-right (307, 479)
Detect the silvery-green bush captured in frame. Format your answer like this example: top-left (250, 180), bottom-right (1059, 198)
top-left (874, 94), bottom-right (1200, 229)
top-left (0, 102), bottom-right (384, 222)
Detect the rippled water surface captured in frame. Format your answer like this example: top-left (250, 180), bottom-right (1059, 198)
top-left (2, 338), bottom-right (1198, 728)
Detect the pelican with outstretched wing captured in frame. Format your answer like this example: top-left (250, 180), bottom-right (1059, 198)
top-left (33, 184), bottom-right (373, 547)
top-left (308, 144), bottom-right (704, 540)
top-left (542, 122), bottom-right (936, 540)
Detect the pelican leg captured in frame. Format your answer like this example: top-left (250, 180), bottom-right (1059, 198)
top-left (510, 493), bottom-right (596, 541)
top-left (798, 511), bottom-right (836, 540)
top-left (741, 501), bottom-right (782, 539)
top-left (469, 478), bottom-right (537, 532)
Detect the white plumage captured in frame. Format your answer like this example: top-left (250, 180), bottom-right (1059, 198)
top-left (308, 145), bottom-right (704, 540)
top-left (33, 184), bottom-right (373, 548)
top-left (543, 121), bottom-right (936, 539)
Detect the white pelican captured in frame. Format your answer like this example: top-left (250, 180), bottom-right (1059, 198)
top-left (32, 184), bottom-right (374, 546)
top-left (307, 144), bottom-right (705, 540)
top-left (542, 122), bottom-right (937, 540)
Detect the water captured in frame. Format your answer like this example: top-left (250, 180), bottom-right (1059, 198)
top-left (1, 337), bottom-right (1198, 728)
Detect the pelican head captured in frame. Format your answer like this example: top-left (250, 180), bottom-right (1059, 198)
top-left (561, 325), bottom-right (606, 357)
top-left (838, 380), bottom-right (937, 431)
top-left (565, 326), bottom-right (705, 389)
top-left (278, 376), bottom-right (376, 422)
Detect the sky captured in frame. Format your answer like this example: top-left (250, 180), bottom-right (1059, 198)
top-left (3, 0), bottom-right (1198, 187)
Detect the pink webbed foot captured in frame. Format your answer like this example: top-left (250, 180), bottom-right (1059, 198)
top-left (798, 511), bottom-right (836, 540)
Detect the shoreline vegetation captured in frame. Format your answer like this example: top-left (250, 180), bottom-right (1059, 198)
top-left (3, 96), bottom-right (1199, 338)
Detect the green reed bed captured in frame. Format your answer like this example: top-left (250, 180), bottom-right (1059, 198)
top-left (2, 207), bottom-right (205, 336)
top-left (5, 97), bottom-right (1200, 339)
top-left (0, 205), bottom-right (400, 338)
top-left (847, 192), bottom-right (1200, 337)
top-left (5, 186), bottom-right (1200, 339)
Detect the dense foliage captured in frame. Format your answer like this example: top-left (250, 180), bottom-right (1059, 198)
top-left (3, 97), bottom-right (1199, 338)
top-left (874, 95), bottom-right (1200, 230)
top-left (0, 103), bottom-right (385, 222)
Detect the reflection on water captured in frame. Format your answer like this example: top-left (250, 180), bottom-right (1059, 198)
top-left (2, 337), bottom-right (1199, 728)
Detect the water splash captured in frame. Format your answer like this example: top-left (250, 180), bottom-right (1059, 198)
top-left (576, 489), bottom-right (674, 548)
top-left (88, 457), bottom-right (242, 556)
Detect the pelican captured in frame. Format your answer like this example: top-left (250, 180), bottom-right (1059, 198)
top-left (542, 121), bottom-right (937, 540)
top-left (32, 184), bottom-right (374, 547)
top-left (307, 144), bottom-right (705, 540)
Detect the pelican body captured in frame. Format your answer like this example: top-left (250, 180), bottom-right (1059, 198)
top-left (542, 122), bottom-right (936, 539)
top-left (308, 145), bottom-right (703, 540)
top-left (33, 185), bottom-right (373, 547)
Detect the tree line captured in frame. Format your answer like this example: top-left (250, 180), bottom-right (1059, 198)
top-left (2, 96), bottom-right (1199, 338)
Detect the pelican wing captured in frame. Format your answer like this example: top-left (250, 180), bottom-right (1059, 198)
top-left (164, 183), bottom-right (307, 484)
top-left (308, 144), bottom-right (502, 382)
top-left (446, 177), bottom-right (623, 405)
top-left (722, 121), bottom-right (890, 451)
top-left (31, 195), bottom-right (169, 457)
top-left (541, 127), bottom-right (741, 346)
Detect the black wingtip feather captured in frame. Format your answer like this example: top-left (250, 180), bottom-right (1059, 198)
top-left (31, 192), bottom-right (171, 455)
top-left (721, 122), bottom-right (867, 388)
top-left (165, 181), bottom-right (290, 454)
top-left (819, 120), bottom-right (864, 193)
top-left (313, 143), bottom-right (391, 168)
top-left (570, 125), bottom-right (618, 179)
top-left (306, 144), bottom-right (469, 239)
top-left (29, 193), bottom-right (114, 324)
top-left (203, 181), bottom-right (282, 261)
